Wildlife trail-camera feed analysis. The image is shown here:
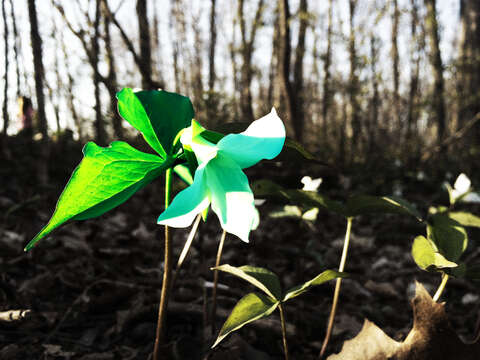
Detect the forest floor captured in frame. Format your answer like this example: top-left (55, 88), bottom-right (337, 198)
top-left (1, 135), bottom-right (479, 360)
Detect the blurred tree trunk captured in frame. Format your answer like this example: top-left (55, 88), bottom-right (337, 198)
top-left (102, 0), bottom-right (123, 139)
top-left (277, 0), bottom-right (301, 141)
top-left (137, 0), bottom-right (154, 90)
top-left (407, 0), bottom-right (422, 142)
top-left (229, 15), bottom-right (240, 120)
top-left (92, 0), bottom-right (106, 145)
top-left (191, 13), bottom-right (205, 115)
top-left (61, 29), bottom-right (83, 140)
top-left (458, 0), bottom-right (480, 139)
top-left (9, 0), bottom-right (21, 98)
top-left (348, 0), bottom-right (361, 157)
top-left (103, 0), bottom-right (163, 90)
top-left (27, 0), bottom-right (49, 184)
top-left (425, 0), bottom-right (446, 142)
top-left (322, 0), bottom-right (333, 144)
top-left (391, 0), bottom-right (400, 130)
top-left (208, 0), bottom-right (217, 93)
top-left (292, 0), bottom-right (308, 143)
top-left (2, 0), bottom-right (9, 135)
top-left (267, 9), bottom-right (279, 111)
top-left (152, 0), bottom-right (164, 88)
top-left (238, 0), bottom-right (264, 123)
top-left (369, 34), bottom-right (380, 153)
top-left (49, 16), bottom-right (61, 133)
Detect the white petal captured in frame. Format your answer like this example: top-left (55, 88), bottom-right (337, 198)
top-left (454, 173), bottom-right (471, 194)
top-left (205, 155), bottom-right (257, 242)
top-left (217, 108), bottom-right (286, 169)
top-left (157, 166), bottom-right (210, 227)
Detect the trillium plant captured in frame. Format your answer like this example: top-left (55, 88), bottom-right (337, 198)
top-left (25, 87), bottom-right (338, 358)
top-left (24, 86), bottom-right (480, 359)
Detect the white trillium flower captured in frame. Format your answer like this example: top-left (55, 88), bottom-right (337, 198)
top-left (158, 108), bottom-right (286, 242)
top-left (301, 176), bottom-right (323, 192)
top-left (452, 173), bottom-right (472, 202)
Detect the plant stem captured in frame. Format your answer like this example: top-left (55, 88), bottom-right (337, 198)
top-left (153, 168), bottom-right (173, 360)
top-left (278, 304), bottom-right (290, 360)
top-left (319, 217), bottom-right (353, 359)
top-left (433, 272), bottom-right (449, 302)
top-left (211, 229), bottom-right (226, 335)
top-left (171, 213), bottom-right (202, 290)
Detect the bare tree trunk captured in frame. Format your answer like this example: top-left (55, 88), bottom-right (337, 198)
top-left (407, 0), bottom-right (422, 141)
top-left (137, 0), bottom-right (154, 89)
top-left (278, 0), bottom-right (300, 140)
top-left (229, 15), bottom-right (240, 121)
top-left (27, 0), bottom-right (49, 184)
top-left (425, 0), bottom-right (446, 142)
top-left (391, 0), bottom-right (400, 130)
top-left (93, 0), bottom-right (106, 145)
top-left (348, 0), bottom-right (361, 158)
top-left (267, 9), bottom-right (279, 111)
top-left (369, 34), bottom-right (380, 153)
top-left (2, 0), bottom-right (9, 135)
top-left (9, 0), bottom-right (21, 98)
top-left (102, 0), bottom-right (123, 139)
top-left (292, 0), bottom-right (308, 143)
top-left (238, 0), bottom-right (264, 123)
top-left (151, 0), bottom-right (164, 88)
top-left (208, 0), bottom-right (217, 92)
top-left (322, 0), bottom-right (334, 144)
top-left (458, 0), bottom-right (480, 139)
top-left (61, 31), bottom-right (82, 140)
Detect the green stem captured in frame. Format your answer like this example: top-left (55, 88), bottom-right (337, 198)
top-left (319, 217), bottom-right (353, 359)
top-left (153, 168), bottom-right (173, 360)
top-left (278, 304), bottom-right (290, 360)
top-left (211, 230), bottom-right (226, 335)
top-left (433, 272), bottom-right (449, 302)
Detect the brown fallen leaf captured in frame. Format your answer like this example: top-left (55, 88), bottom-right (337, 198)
top-left (328, 282), bottom-right (480, 360)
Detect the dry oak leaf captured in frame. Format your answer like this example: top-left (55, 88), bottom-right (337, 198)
top-left (328, 282), bottom-right (480, 360)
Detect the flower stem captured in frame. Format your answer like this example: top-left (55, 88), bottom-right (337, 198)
top-left (319, 217), bottom-right (353, 359)
top-left (278, 304), bottom-right (290, 360)
top-left (171, 213), bottom-right (202, 290)
top-left (153, 168), bottom-right (173, 360)
top-left (433, 272), bottom-right (449, 302)
top-left (211, 230), bottom-right (226, 335)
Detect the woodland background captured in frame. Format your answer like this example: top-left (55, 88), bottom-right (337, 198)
top-left (1, 0), bottom-right (480, 359)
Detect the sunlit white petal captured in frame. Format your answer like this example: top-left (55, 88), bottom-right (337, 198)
top-left (217, 108), bottom-right (286, 169)
top-left (157, 166), bottom-right (210, 227)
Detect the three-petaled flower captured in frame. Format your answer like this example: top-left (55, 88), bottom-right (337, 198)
top-left (157, 108), bottom-right (285, 242)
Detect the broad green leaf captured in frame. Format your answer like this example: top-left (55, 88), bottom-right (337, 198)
top-left (213, 264), bottom-right (282, 300)
top-left (25, 141), bottom-right (169, 251)
top-left (428, 214), bottom-right (468, 262)
top-left (283, 270), bottom-right (346, 302)
top-left (212, 292), bottom-right (279, 348)
top-left (411, 235), bottom-right (458, 271)
top-left (444, 263), bottom-right (467, 278)
top-left (117, 88), bottom-right (194, 157)
top-left (444, 182), bottom-right (455, 206)
top-left (448, 211), bottom-right (480, 228)
top-left (284, 138), bottom-right (318, 161)
top-left (345, 195), bottom-right (422, 220)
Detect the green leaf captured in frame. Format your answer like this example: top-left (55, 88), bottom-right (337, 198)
top-left (25, 141), bottom-right (169, 251)
top-left (345, 195), bottom-right (422, 220)
top-left (283, 270), bottom-right (346, 302)
top-left (411, 235), bottom-right (458, 271)
top-left (428, 213), bottom-right (468, 262)
top-left (448, 211), bottom-right (480, 228)
top-left (117, 88), bottom-right (194, 157)
top-left (213, 264), bottom-right (282, 301)
top-left (284, 138), bottom-right (318, 161)
top-left (212, 292), bottom-right (279, 348)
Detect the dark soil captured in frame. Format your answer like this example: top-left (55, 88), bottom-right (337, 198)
top-left (1, 135), bottom-right (479, 359)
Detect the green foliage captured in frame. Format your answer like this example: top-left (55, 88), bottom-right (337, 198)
top-left (116, 88), bottom-right (194, 157)
top-left (212, 264), bottom-right (345, 347)
top-left (448, 211), bottom-right (480, 228)
top-left (427, 214), bottom-right (468, 263)
top-left (253, 179), bottom-right (421, 220)
top-left (212, 292), bottom-right (279, 348)
top-left (25, 141), bottom-right (170, 251)
top-left (411, 235), bottom-right (458, 271)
